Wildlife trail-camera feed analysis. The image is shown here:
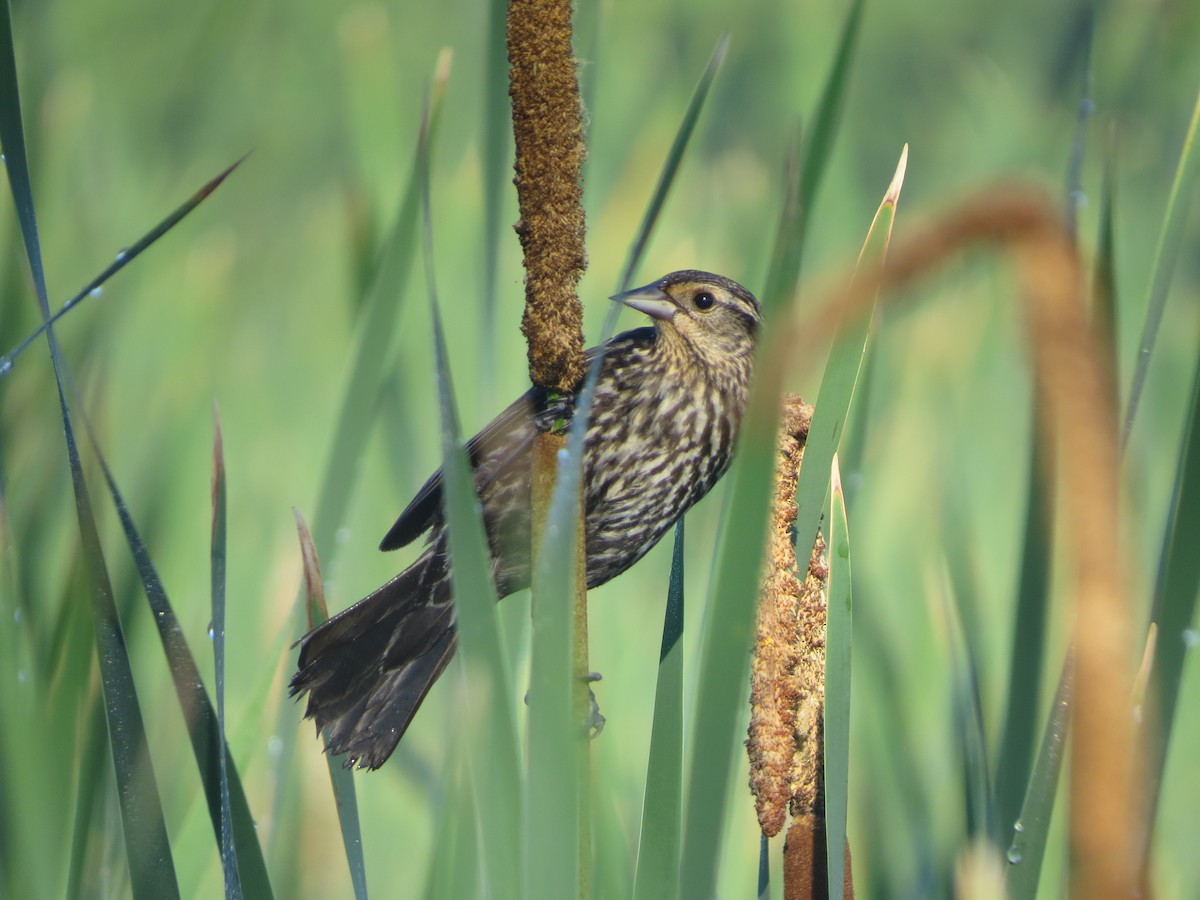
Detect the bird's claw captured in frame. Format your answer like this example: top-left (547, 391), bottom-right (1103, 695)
top-left (584, 671), bottom-right (605, 739)
top-left (520, 671), bottom-right (605, 738)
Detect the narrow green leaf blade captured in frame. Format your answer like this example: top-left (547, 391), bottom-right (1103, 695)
top-left (792, 147), bottom-right (907, 576)
top-left (617, 33), bottom-right (729, 291)
top-left (210, 410), bottom-right (242, 900)
top-left (760, 0), bottom-right (866, 313)
top-left (292, 513), bottom-right (369, 900)
top-left (0, 157), bottom-right (242, 375)
top-left (1143, 331), bottom-right (1200, 834)
top-left (0, 5), bottom-right (179, 896)
top-left (632, 520), bottom-right (686, 900)
top-left (1121, 81), bottom-right (1200, 447)
top-left (1004, 658), bottom-right (1073, 899)
top-left (993, 432), bottom-right (1053, 844)
top-left (421, 88), bottom-right (523, 900)
top-left (825, 459), bottom-right (853, 900)
top-left (480, 0), bottom-right (510, 387)
top-left (679, 371), bottom-right (781, 896)
top-left (271, 58), bottom-right (449, 879)
top-left (526, 440), bottom-right (583, 900)
top-left (307, 64), bottom-right (450, 571)
top-left (76, 400), bottom-right (273, 899)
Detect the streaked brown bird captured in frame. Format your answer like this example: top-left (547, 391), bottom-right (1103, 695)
top-left (291, 270), bottom-right (761, 768)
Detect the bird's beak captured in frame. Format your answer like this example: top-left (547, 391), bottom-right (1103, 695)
top-left (611, 282), bottom-right (677, 321)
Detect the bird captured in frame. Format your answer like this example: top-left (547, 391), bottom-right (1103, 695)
top-left (290, 270), bottom-right (761, 769)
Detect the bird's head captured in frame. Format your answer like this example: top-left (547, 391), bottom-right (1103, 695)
top-left (612, 270), bottom-right (761, 366)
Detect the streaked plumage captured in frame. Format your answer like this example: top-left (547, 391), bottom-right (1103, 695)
top-left (290, 270), bottom-right (761, 768)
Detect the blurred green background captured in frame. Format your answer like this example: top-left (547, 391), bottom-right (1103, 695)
top-left (2, 0), bottom-right (1198, 896)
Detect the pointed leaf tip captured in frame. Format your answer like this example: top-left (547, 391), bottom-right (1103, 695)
top-left (293, 508), bottom-right (327, 630)
top-left (434, 48), bottom-right (453, 97)
top-left (885, 144), bottom-right (909, 206)
top-left (211, 402), bottom-right (225, 506)
top-left (197, 152), bottom-right (250, 202)
top-left (712, 32), bottom-right (731, 66)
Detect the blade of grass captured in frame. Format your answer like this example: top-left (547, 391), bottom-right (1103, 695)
top-left (941, 562), bottom-right (995, 843)
top-left (526, 434), bottom-right (584, 900)
top-left (421, 752), bottom-right (480, 900)
top-left (632, 519), bottom-right (686, 900)
top-left (996, 70), bottom-right (1104, 843)
top-left (305, 53), bottom-right (450, 581)
top-left (993, 428), bottom-right (1054, 841)
top-left (0, 485), bottom-right (70, 899)
top-left (0, 5), bottom-right (179, 896)
top-left (616, 33), bottom-right (729, 291)
top-left (757, 833), bottom-right (769, 899)
top-left (1141, 327), bottom-right (1200, 843)
top-left (1004, 656), bottom-right (1073, 899)
top-left (420, 85), bottom-right (523, 900)
top-left (0, 156), bottom-right (243, 376)
top-left (678, 146), bottom-right (904, 900)
top-left (760, 0), bottom-right (865, 313)
top-left (293, 513), bottom-right (369, 900)
top-left (1093, 125), bottom-right (1118, 364)
top-left (791, 147), bottom-right (906, 580)
top-left (65, 694), bottom-right (109, 900)
top-left (583, 29), bottom-right (732, 411)
top-left (678, 340), bottom-right (782, 896)
top-left (71, 392), bottom-right (273, 898)
top-left (1062, 19), bottom-right (1093, 240)
top-left (481, 0), bottom-right (510, 391)
top-left (270, 53), bottom-right (449, 870)
top-left (210, 409), bottom-right (242, 900)
top-left (1121, 81), bottom-right (1200, 449)
top-left (825, 458), bottom-right (853, 900)
top-left (761, 125), bottom-right (804, 314)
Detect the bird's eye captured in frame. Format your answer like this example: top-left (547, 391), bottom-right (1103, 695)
top-left (693, 291), bottom-right (716, 311)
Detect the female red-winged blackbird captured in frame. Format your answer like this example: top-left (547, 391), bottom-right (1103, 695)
top-left (291, 270), bottom-right (761, 768)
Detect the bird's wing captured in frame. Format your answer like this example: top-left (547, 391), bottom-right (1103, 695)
top-left (377, 335), bottom-right (638, 552)
top-left (378, 386), bottom-right (542, 550)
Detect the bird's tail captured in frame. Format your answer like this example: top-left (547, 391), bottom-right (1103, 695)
top-left (290, 550), bottom-right (455, 769)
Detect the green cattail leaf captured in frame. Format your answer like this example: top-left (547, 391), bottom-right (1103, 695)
top-left (481, 0), bottom-right (511, 388)
top-left (792, 146), bottom-right (906, 581)
top-left (209, 408), bottom-right (243, 900)
top-left (940, 561), bottom-right (995, 843)
top-left (1094, 125), bottom-right (1119, 371)
top-left (993, 427), bottom-right (1053, 843)
top-left (74, 400), bottom-right (273, 899)
top-left (1121, 81), bottom-right (1200, 447)
top-left (996, 60), bottom-right (1099, 848)
top-left (760, 0), bottom-right (865, 314)
top-left (632, 520), bottom-right (686, 900)
top-left (825, 458), bottom-right (853, 900)
top-left (292, 513), bottom-right (369, 900)
top-left (421, 87), bottom-right (523, 900)
top-left (0, 4), bottom-right (179, 896)
top-left (305, 54), bottom-right (450, 583)
top-left (679, 356), bottom-right (782, 897)
top-left (422, 752), bottom-right (481, 900)
top-left (1004, 659), bottom-right (1073, 899)
top-left (526, 434), bottom-right (583, 900)
top-left (617, 33), bottom-right (729, 291)
top-left (0, 158), bottom-right (242, 376)
top-left (1142, 319), bottom-right (1200, 837)
top-left (271, 55), bottom-right (450, 881)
